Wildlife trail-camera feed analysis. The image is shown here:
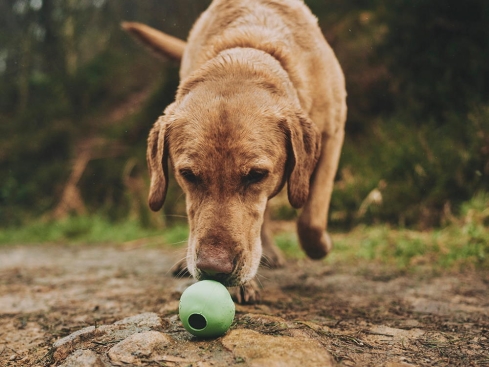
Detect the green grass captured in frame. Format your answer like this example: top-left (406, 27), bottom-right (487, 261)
top-left (275, 222), bottom-right (489, 272)
top-left (0, 215), bottom-right (188, 247)
top-left (276, 192), bottom-right (489, 272)
top-left (0, 193), bottom-right (487, 272)
top-left (275, 232), bottom-right (306, 259)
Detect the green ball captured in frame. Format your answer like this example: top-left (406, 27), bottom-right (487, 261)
top-left (179, 280), bottom-right (235, 338)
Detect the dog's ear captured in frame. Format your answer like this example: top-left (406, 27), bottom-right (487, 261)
top-left (283, 112), bottom-right (321, 209)
top-left (147, 113), bottom-right (172, 212)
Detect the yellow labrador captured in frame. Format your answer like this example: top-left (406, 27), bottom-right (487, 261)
top-left (123, 0), bottom-right (346, 303)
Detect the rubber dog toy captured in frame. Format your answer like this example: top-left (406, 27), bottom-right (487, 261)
top-left (179, 280), bottom-right (235, 338)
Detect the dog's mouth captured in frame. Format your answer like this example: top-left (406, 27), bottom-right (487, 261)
top-left (194, 268), bottom-right (242, 287)
top-left (187, 234), bottom-right (262, 288)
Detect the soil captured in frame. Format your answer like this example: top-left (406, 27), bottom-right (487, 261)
top-left (1, 239), bottom-right (488, 367)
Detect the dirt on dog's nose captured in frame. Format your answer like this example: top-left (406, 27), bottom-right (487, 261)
top-left (196, 245), bottom-right (235, 279)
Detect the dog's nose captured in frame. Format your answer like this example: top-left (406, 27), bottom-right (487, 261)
top-left (196, 256), bottom-right (234, 278)
top-left (196, 245), bottom-right (235, 279)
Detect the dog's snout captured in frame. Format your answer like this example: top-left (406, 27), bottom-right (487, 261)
top-left (196, 243), bottom-right (235, 279)
top-left (196, 255), bottom-right (234, 276)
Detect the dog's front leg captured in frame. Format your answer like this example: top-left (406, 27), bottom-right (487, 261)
top-left (260, 205), bottom-right (286, 269)
top-left (229, 280), bottom-right (261, 304)
top-left (297, 129), bottom-right (345, 259)
top-left (172, 260), bottom-right (260, 304)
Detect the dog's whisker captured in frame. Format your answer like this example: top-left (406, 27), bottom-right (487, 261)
top-left (175, 269), bottom-right (190, 279)
top-left (255, 273), bottom-right (270, 286)
top-left (164, 214), bottom-right (188, 219)
top-left (175, 192), bottom-right (186, 202)
top-left (255, 272), bottom-right (270, 281)
top-left (169, 256), bottom-right (187, 269)
top-left (166, 239), bottom-right (188, 246)
top-left (259, 254), bottom-right (274, 270)
top-left (254, 275), bottom-right (264, 288)
top-left (166, 247), bottom-right (185, 256)
top-left (166, 256), bottom-right (189, 277)
top-left (174, 268), bottom-right (190, 279)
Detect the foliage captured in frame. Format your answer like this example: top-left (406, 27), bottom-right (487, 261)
top-left (0, 0), bottom-right (210, 225)
top-left (376, 0), bottom-right (489, 120)
top-left (0, 0), bottom-right (488, 229)
top-left (332, 104), bottom-right (489, 227)
top-left (326, 0), bottom-right (489, 227)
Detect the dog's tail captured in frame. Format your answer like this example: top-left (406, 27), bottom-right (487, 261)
top-left (121, 22), bottom-right (186, 61)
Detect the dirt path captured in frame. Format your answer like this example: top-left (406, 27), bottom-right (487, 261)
top-left (0, 243), bottom-right (488, 366)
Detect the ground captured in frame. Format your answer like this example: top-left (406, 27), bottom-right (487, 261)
top-left (0, 236), bottom-right (488, 366)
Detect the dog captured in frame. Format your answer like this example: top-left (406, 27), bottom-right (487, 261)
top-left (123, 0), bottom-right (346, 303)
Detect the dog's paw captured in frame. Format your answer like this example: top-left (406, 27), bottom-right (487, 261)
top-left (298, 225), bottom-right (334, 260)
top-left (230, 280), bottom-right (261, 304)
top-left (260, 230), bottom-right (286, 268)
top-left (171, 259), bottom-right (192, 278)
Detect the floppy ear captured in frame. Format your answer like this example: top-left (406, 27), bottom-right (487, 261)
top-left (283, 112), bottom-right (321, 209)
top-left (147, 114), bottom-right (171, 212)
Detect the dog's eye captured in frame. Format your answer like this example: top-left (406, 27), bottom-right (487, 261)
top-left (243, 170), bottom-right (268, 186)
top-left (180, 169), bottom-right (200, 184)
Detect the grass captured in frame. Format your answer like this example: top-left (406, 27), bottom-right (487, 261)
top-left (0, 215), bottom-right (188, 247)
top-left (277, 192), bottom-right (489, 272)
top-left (271, 222), bottom-right (489, 273)
top-left (327, 192), bottom-right (489, 271)
top-left (0, 193), bottom-right (487, 271)
top-left (327, 223), bottom-right (488, 272)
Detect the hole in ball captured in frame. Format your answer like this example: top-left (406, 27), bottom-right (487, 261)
top-left (188, 313), bottom-right (207, 330)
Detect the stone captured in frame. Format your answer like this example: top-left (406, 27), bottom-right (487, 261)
top-left (222, 329), bottom-right (334, 367)
top-left (59, 349), bottom-right (106, 367)
top-left (408, 297), bottom-right (489, 316)
top-left (53, 326), bottom-right (106, 361)
top-left (54, 326), bottom-right (98, 349)
top-left (241, 313), bottom-right (291, 326)
top-left (385, 362), bottom-right (417, 367)
top-left (108, 330), bottom-right (172, 365)
top-left (113, 312), bottom-right (163, 328)
top-left (53, 312), bottom-right (165, 362)
top-left (369, 325), bottom-right (425, 341)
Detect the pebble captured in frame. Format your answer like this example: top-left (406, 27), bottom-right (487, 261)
top-left (59, 349), bottom-right (106, 367)
top-left (113, 312), bottom-right (163, 328)
top-left (108, 330), bottom-right (172, 365)
top-left (222, 329), bottom-right (334, 367)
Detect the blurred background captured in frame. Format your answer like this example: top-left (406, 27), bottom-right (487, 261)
top-left (0, 0), bottom-right (488, 247)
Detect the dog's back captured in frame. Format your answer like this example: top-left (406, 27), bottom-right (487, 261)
top-left (182, 0), bottom-right (345, 134)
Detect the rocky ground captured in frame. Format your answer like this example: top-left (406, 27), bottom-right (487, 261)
top-left (0, 242), bottom-right (488, 367)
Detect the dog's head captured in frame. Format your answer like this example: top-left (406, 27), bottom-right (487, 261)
top-left (147, 50), bottom-right (320, 286)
